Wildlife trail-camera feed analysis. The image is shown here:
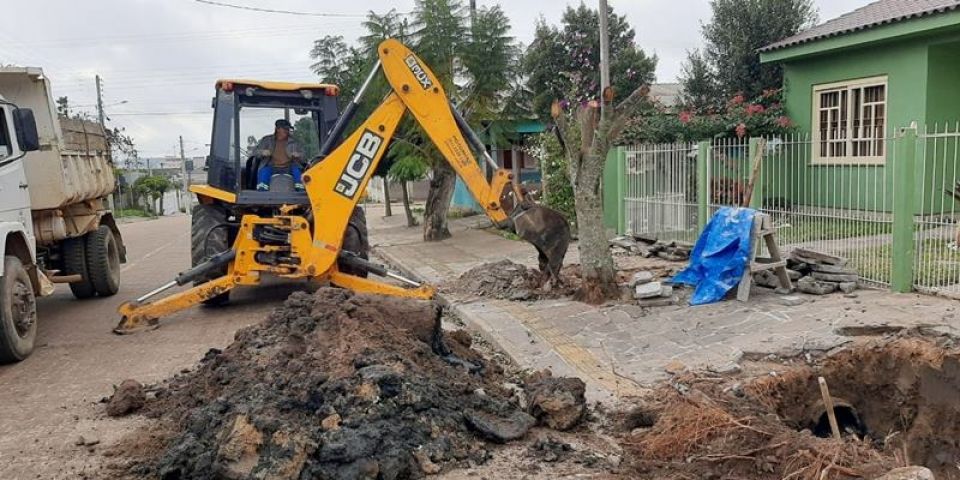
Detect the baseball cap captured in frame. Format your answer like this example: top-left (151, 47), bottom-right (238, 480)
top-left (275, 119), bottom-right (294, 130)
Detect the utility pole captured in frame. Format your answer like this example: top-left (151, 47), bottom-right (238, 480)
top-left (599, 0), bottom-right (611, 117)
top-left (179, 135), bottom-right (190, 213)
top-left (469, 0), bottom-right (477, 26)
top-left (95, 75), bottom-right (106, 127)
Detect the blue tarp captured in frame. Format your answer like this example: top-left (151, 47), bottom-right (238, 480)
top-left (672, 207), bottom-right (756, 306)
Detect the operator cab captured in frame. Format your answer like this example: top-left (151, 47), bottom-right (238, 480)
top-left (206, 80), bottom-right (340, 206)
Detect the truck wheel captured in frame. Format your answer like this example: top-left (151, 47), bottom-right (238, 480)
top-left (0, 256), bottom-right (38, 363)
top-left (63, 235), bottom-right (95, 299)
top-left (85, 225), bottom-right (121, 297)
top-left (192, 204), bottom-right (231, 306)
top-left (338, 207), bottom-right (370, 278)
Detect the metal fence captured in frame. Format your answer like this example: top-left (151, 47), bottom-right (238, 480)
top-left (622, 143), bottom-right (699, 243)
top-left (914, 123), bottom-right (960, 297)
top-left (610, 126), bottom-right (960, 292)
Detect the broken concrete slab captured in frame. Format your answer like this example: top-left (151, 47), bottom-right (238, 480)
top-left (634, 281), bottom-right (663, 299)
top-left (637, 296), bottom-right (678, 308)
top-left (810, 271), bottom-right (859, 283)
top-left (659, 285), bottom-right (674, 297)
top-left (628, 271), bottom-right (654, 287)
top-left (810, 263), bottom-right (858, 275)
top-left (797, 276), bottom-right (837, 295)
top-left (838, 281), bottom-right (858, 294)
top-left (790, 247), bottom-right (848, 266)
top-left (778, 295), bottom-right (806, 307)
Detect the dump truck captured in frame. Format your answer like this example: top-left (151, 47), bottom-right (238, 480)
top-left (0, 67), bottom-right (126, 362)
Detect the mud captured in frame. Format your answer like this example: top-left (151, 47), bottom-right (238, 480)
top-left (109, 288), bottom-right (567, 480)
top-left (106, 379), bottom-right (146, 417)
top-left (622, 336), bottom-right (960, 480)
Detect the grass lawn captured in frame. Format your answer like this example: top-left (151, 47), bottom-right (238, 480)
top-left (849, 238), bottom-right (960, 287)
top-left (773, 215), bottom-right (893, 244)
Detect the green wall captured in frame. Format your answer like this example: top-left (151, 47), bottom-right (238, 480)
top-left (926, 40), bottom-right (960, 127)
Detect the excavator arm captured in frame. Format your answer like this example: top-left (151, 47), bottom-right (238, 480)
top-left (303, 38), bottom-right (569, 282)
top-left (114, 39), bottom-right (568, 334)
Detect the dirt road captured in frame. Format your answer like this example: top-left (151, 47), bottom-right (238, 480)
top-left (0, 215), bottom-right (309, 479)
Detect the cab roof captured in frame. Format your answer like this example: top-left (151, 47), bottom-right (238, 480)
top-left (215, 79), bottom-right (340, 96)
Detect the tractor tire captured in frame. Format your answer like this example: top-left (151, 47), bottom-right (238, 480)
top-left (85, 225), bottom-right (121, 297)
top-left (338, 206), bottom-right (370, 278)
top-left (63, 235), bottom-right (96, 299)
top-left (0, 256), bottom-right (37, 363)
top-left (192, 203), bottom-right (231, 306)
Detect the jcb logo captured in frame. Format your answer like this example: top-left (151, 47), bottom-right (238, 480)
top-left (404, 54), bottom-right (434, 90)
top-left (335, 130), bottom-right (383, 199)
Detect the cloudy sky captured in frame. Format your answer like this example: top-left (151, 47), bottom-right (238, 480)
top-left (2, 0), bottom-right (872, 158)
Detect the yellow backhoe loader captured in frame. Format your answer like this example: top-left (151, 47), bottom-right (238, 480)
top-left (114, 39), bottom-right (570, 334)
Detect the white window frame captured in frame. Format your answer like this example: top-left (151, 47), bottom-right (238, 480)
top-left (812, 75), bottom-right (888, 165)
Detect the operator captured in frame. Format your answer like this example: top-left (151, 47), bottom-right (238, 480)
top-left (255, 119), bottom-right (305, 191)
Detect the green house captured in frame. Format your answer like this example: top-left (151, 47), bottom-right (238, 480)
top-left (759, 0), bottom-right (960, 214)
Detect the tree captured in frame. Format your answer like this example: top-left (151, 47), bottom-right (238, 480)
top-left (133, 175), bottom-right (173, 216)
top-left (387, 150), bottom-right (429, 227)
top-left (524, 5), bottom-right (657, 119)
top-left (56, 96), bottom-right (71, 117)
top-left (703, 0), bottom-right (817, 98)
top-left (678, 49), bottom-right (720, 113)
top-left (554, 86), bottom-right (649, 303)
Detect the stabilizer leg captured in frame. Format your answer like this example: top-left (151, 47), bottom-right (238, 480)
top-left (329, 271), bottom-right (435, 300)
top-left (114, 275), bottom-right (238, 334)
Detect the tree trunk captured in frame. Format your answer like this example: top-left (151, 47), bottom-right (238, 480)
top-left (572, 153), bottom-right (619, 304)
top-left (382, 177), bottom-right (393, 217)
top-left (401, 181), bottom-right (418, 227)
top-left (158, 194), bottom-right (165, 216)
top-left (423, 161), bottom-right (455, 241)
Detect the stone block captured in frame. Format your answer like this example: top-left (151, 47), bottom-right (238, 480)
top-left (634, 281), bottom-right (663, 299)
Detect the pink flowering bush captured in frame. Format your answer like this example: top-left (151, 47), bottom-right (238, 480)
top-left (620, 89), bottom-right (794, 143)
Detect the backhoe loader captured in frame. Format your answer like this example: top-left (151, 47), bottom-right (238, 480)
top-left (114, 39), bottom-right (570, 334)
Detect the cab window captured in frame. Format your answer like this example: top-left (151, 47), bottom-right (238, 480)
top-left (0, 111), bottom-right (11, 160)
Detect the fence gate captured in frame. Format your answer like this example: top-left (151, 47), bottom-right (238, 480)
top-left (622, 143), bottom-right (699, 243)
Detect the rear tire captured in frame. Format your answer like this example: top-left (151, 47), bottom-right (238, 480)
top-left (0, 256), bottom-right (38, 363)
top-left (192, 204), bottom-right (231, 306)
top-left (338, 207), bottom-right (370, 278)
top-left (85, 225), bottom-right (121, 297)
top-left (64, 235), bottom-right (95, 299)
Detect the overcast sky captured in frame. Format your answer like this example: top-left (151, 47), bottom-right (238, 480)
top-left (1, 0), bottom-right (872, 158)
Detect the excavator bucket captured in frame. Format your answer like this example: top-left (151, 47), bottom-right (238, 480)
top-left (510, 203), bottom-right (571, 285)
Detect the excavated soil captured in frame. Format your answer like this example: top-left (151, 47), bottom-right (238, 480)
top-left (446, 258), bottom-right (679, 302)
top-left (105, 288), bottom-right (586, 480)
top-left (621, 335), bottom-right (960, 480)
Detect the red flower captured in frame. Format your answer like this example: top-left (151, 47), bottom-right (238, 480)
top-left (745, 103), bottom-right (765, 115)
top-left (679, 111), bottom-right (694, 124)
top-left (735, 123), bottom-right (747, 138)
top-left (730, 93), bottom-right (745, 106)
top-left (762, 88), bottom-right (782, 98)
top-left (776, 116), bottom-right (792, 128)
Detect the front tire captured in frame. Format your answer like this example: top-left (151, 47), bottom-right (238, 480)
top-left (191, 204), bottom-right (231, 306)
top-left (0, 256), bottom-right (38, 363)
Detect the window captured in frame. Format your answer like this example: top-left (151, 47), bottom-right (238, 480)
top-left (0, 110), bottom-right (11, 161)
top-left (812, 76), bottom-right (887, 164)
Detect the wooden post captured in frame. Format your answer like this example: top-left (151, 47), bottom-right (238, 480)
top-left (818, 377), bottom-right (842, 440)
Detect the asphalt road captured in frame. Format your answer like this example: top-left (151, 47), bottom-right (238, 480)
top-left (0, 214), bottom-right (308, 479)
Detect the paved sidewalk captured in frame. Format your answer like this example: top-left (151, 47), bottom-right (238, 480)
top-left (365, 203), bottom-right (960, 404)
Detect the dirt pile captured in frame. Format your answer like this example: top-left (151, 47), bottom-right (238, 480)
top-left (446, 259), bottom-right (571, 300)
top-left (115, 288), bottom-right (569, 480)
top-left (622, 336), bottom-right (960, 480)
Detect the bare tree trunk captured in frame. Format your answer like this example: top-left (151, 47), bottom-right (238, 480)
top-left (401, 181), bottom-right (418, 227)
top-left (382, 177), bottom-right (393, 217)
top-left (423, 161), bottom-right (455, 241)
top-left (572, 152), bottom-right (618, 303)
top-left (555, 86), bottom-right (650, 304)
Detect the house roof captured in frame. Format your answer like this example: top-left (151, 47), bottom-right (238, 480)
top-left (648, 83), bottom-right (682, 107)
top-left (761, 0), bottom-right (960, 52)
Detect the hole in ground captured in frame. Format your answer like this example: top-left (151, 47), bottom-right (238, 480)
top-left (744, 338), bottom-right (960, 480)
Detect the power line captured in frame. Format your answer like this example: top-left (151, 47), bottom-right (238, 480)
top-left (193, 0), bottom-right (368, 18)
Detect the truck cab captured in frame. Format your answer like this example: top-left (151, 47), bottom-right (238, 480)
top-left (0, 93), bottom-right (42, 363)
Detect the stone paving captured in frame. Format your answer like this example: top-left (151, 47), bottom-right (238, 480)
top-left (364, 203), bottom-right (960, 404)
